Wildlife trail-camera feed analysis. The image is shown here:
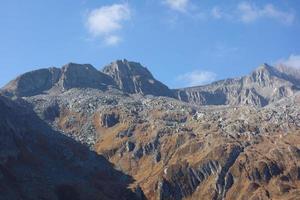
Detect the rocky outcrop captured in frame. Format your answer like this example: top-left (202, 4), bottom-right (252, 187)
top-left (102, 59), bottom-right (174, 97)
top-left (174, 64), bottom-right (300, 107)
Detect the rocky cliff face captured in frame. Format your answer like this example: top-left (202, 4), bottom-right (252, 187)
top-left (102, 59), bottom-right (174, 97)
top-left (175, 64), bottom-right (300, 107)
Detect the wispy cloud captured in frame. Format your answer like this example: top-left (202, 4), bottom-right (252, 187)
top-left (86, 3), bottom-right (131, 46)
top-left (209, 2), bottom-right (295, 25)
top-left (276, 54), bottom-right (300, 69)
top-left (164, 0), bottom-right (189, 13)
top-left (210, 6), bottom-right (232, 20)
top-left (177, 70), bottom-right (217, 87)
top-left (237, 2), bottom-right (294, 25)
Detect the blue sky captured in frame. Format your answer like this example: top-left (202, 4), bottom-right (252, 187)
top-left (0, 0), bottom-right (300, 88)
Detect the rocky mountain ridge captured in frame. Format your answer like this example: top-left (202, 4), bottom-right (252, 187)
top-left (175, 64), bottom-right (300, 107)
top-left (2, 61), bottom-right (300, 108)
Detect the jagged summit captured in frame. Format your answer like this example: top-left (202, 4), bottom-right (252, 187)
top-left (102, 59), bottom-right (174, 97)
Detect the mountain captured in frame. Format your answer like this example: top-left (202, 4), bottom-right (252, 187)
top-left (4, 61), bottom-right (300, 108)
top-left (102, 59), bottom-right (174, 97)
top-left (0, 95), bottom-right (142, 200)
top-left (174, 64), bottom-right (300, 107)
top-left (14, 84), bottom-right (300, 200)
top-left (1, 60), bottom-right (300, 200)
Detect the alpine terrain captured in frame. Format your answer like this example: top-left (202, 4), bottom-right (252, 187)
top-left (1, 59), bottom-right (300, 200)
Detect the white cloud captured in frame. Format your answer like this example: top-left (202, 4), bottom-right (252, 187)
top-left (86, 3), bottom-right (131, 45)
top-left (237, 2), bottom-right (294, 24)
top-left (164, 0), bottom-right (189, 12)
top-left (277, 54), bottom-right (300, 69)
top-left (177, 70), bottom-right (217, 87)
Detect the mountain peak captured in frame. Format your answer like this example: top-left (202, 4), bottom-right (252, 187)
top-left (102, 59), bottom-right (173, 97)
top-left (253, 63), bottom-right (275, 74)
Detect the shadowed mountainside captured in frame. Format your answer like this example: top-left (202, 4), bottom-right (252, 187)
top-left (0, 95), bottom-right (142, 200)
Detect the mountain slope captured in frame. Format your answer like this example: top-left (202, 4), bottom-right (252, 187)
top-left (21, 86), bottom-right (300, 200)
top-left (1, 60), bottom-right (300, 200)
top-left (0, 95), bottom-right (141, 200)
